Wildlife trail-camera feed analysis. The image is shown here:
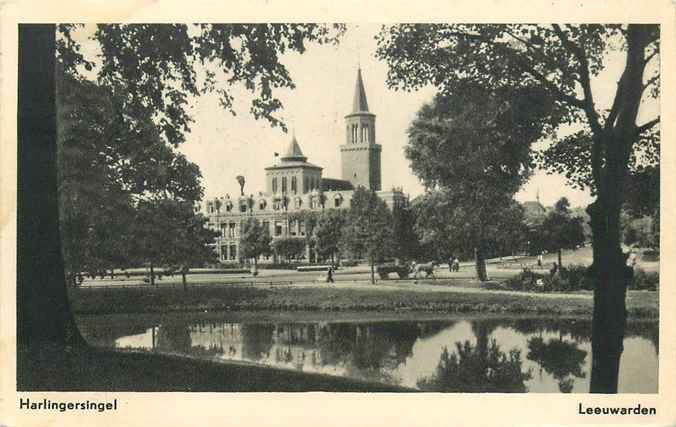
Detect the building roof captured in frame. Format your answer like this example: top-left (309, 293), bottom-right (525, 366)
top-left (281, 134), bottom-right (307, 162)
top-left (265, 161), bottom-right (322, 170)
top-left (522, 200), bottom-right (546, 214)
top-left (351, 67), bottom-right (369, 113)
top-left (321, 178), bottom-right (355, 191)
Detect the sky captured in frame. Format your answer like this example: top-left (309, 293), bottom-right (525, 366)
top-left (73, 24), bottom-right (659, 208)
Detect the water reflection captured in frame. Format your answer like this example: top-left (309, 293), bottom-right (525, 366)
top-left (77, 316), bottom-right (658, 393)
top-left (527, 337), bottom-right (587, 393)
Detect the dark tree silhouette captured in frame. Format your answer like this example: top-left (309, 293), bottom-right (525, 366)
top-left (18, 23), bottom-right (344, 390)
top-left (377, 24), bottom-right (659, 392)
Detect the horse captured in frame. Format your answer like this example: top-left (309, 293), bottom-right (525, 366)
top-left (412, 261), bottom-right (438, 278)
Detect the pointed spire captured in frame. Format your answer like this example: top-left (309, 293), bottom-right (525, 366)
top-left (352, 67), bottom-right (369, 113)
top-left (281, 132), bottom-right (307, 162)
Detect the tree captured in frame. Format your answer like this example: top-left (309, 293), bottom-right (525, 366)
top-left (162, 201), bottom-right (219, 290)
top-left (239, 217), bottom-right (273, 272)
top-left (404, 88), bottom-right (545, 280)
top-left (312, 210), bottom-right (347, 263)
top-left (390, 205), bottom-right (419, 263)
top-left (376, 24), bottom-right (659, 392)
top-left (57, 71), bottom-right (206, 285)
top-left (340, 187), bottom-right (393, 284)
top-left (539, 197), bottom-right (586, 268)
top-left (271, 238), bottom-right (307, 263)
top-left (18, 23), bottom-right (343, 389)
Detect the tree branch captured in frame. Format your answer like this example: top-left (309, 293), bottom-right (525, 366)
top-left (643, 48), bottom-right (659, 66)
top-left (642, 74), bottom-right (659, 93)
top-left (636, 116), bottom-right (660, 135)
top-left (499, 28), bottom-right (587, 109)
top-left (552, 24), bottom-right (603, 136)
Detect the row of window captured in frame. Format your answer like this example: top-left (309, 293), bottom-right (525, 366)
top-left (214, 219), bottom-right (307, 239)
top-left (209, 193), bottom-right (345, 216)
top-left (219, 244), bottom-right (238, 261)
top-left (271, 175), bottom-right (320, 194)
top-left (348, 123), bottom-right (371, 144)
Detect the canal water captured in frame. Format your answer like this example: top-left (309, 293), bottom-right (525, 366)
top-left (77, 315), bottom-right (658, 393)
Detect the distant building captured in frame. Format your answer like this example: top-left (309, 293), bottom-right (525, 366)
top-left (522, 200), bottom-right (548, 227)
top-left (204, 68), bottom-right (407, 263)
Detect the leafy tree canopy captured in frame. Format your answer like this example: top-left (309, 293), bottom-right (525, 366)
top-left (58, 24), bottom-right (345, 145)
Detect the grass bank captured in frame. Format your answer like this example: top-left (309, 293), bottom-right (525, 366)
top-left (18, 345), bottom-right (410, 392)
top-left (68, 281), bottom-right (658, 319)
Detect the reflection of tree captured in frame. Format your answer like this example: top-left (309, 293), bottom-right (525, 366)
top-left (625, 321), bottom-right (659, 355)
top-left (315, 322), bottom-right (424, 384)
top-left (510, 319), bottom-right (592, 343)
top-left (241, 324), bottom-right (274, 361)
top-left (527, 337), bottom-right (587, 393)
top-left (156, 322), bottom-right (192, 353)
top-left (417, 340), bottom-right (531, 392)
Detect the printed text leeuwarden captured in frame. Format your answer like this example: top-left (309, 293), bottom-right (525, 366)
top-left (578, 403), bottom-right (656, 415)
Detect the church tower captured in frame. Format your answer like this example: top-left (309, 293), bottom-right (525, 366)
top-left (340, 68), bottom-right (382, 191)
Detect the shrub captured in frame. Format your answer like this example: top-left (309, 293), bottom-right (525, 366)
top-left (630, 269), bottom-right (659, 290)
top-left (641, 250), bottom-right (659, 262)
top-left (503, 268), bottom-right (547, 292)
top-left (554, 264), bottom-right (593, 291)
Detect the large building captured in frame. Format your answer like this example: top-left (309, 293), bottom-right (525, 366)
top-left (204, 68), bottom-right (406, 263)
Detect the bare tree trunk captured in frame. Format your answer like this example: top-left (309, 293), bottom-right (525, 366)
top-left (587, 25), bottom-right (651, 393)
top-left (474, 247), bottom-right (487, 281)
top-left (17, 24), bottom-right (87, 389)
top-left (182, 271), bottom-right (187, 292)
top-left (588, 197), bottom-right (630, 393)
top-left (150, 261), bottom-right (156, 287)
top-left (370, 262), bottom-right (375, 284)
top-left (558, 249), bottom-right (562, 269)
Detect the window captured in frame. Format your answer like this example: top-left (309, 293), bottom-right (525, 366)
top-left (220, 223), bottom-right (227, 237)
top-left (274, 221), bottom-right (283, 236)
top-left (259, 199), bottom-right (267, 210)
top-left (229, 245), bottom-right (237, 260)
top-left (334, 194), bottom-right (343, 208)
top-left (303, 176), bottom-right (309, 193)
top-left (272, 177), bottom-right (278, 193)
top-left (228, 223), bottom-right (236, 238)
top-left (225, 202), bottom-right (232, 212)
top-left (289, 220), bottom-right (297, 236)
top-left (239, 203), bottom-right (247, 213)
top-left (294, 197), bottom-right (302, 209)
top-left (299, 220), bottom-right (306, 236)
top-left (262, 221), bottom-right (270, 235)
top-left (282, 176), bottom-right (287, 193)
top-left (291, 176), bottom-right (297, 194)
top-left (220, 245), bottom-right (227, 261)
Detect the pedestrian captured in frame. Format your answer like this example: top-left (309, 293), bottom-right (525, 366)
top-left (448, 255), bottom-right (455, 273)
top-left (327, 266), bottom-right (335, 284)
top-left (550, 262), bottom-right (558, 276)
top-left (452, 258), bottom-right (460, 272)
top-left (537, 253), bottom-right (543, 268)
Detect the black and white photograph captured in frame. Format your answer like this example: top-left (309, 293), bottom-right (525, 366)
top-left (3, 2), bottom-right (675, 425)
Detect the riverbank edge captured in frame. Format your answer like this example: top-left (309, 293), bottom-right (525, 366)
top-left (68, 285), bottom-right (659, 319)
